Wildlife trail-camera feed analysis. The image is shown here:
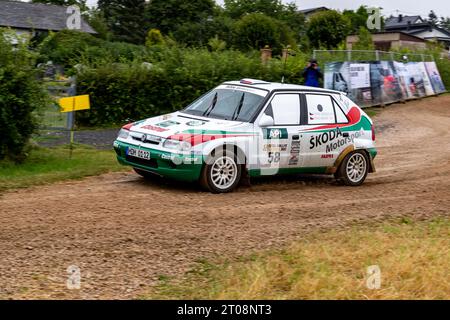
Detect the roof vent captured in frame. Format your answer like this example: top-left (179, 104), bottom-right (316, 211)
top-left (398, 14), bottom-right (403, 22)
top-left (240, 79), bottom-right (270, 85)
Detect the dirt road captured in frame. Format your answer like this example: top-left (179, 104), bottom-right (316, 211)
top-left (1, 96), bottom-right (449, 299)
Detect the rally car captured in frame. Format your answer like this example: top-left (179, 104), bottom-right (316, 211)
top-left (114, 79), bottom-right (377, 193)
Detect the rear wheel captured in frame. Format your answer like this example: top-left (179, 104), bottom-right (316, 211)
top-left (336, 151), bottom-right (369, 186)
top-left (200, 150), bottom-right (242, 193)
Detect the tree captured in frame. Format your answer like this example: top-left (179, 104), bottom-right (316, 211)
top-left (224, 0), bottom-right (284, 19)
top-left (233, 13), bottom-right (295, 53)
top-left (85, 8), bottom-right (113, 40)
top-left (98, 0), bottom-right (146, 44)
top-left (439, 17), bottom-right (450, 30)
top-left (343, 6), bottom-right (369, 33)
top-left (307, 10), bottom-right (351, 49)
top-left (352, 27), bottom-right (375, 50)
top-left (428, 10), bottom-right (438, 26)
top-left (145, 0), bottom-right (215, 35)
top-left (277, 3), bottom-right (306, 42)
top-left (224, 0), bottom-right (304, 47)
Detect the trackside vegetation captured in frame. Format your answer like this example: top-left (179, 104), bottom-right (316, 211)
top-left (0, 145), bottom-right (124, 191)
top-left (146, 218), bottom-right (450, 300)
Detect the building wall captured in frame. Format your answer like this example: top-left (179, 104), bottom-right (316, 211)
top-left (346, 33), bottom-right (426, 51)
top-left (391, 40), bottom-right (427, 50)
top-left (1, 28), bottom-right (33, 45)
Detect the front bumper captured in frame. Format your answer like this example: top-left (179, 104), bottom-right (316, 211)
top-left (113, 140), bottom-right (203, 182)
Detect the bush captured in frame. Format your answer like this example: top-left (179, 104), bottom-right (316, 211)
top-left (38, 30), bottom-right (147, 67)
top-left (436, 58), bottom-right (450, 90)
top-left (0, 30), bottom-right (48, 162)
top-left (75, 46), bottom-right (309, 126)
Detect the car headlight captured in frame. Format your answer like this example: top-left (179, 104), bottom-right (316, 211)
top-left (163, 139), bottom-right (192, 152)
top-left (118, 128), bottom-right (129, 139)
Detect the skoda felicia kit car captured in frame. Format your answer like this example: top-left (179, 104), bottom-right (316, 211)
top-left (114, 79), bottom-right (377, 193)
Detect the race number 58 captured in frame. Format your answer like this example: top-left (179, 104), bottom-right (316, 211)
top-left (268, 152), bottom-right (281, 164)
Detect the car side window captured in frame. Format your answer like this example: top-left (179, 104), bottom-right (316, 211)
top-left (333, 99), bottom-right (349, 123)
top-left (306, 94), bottom-right (336, 125)
top-left (265, 94), bottom-right (301, 126)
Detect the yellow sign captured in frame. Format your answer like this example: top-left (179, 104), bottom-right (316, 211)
top-left (59, 95), bottom-right (90, 113)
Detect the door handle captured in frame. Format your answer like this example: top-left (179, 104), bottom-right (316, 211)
top-left (292, 135), bottom-right (300, 140)
top-left (342, 132), bottom-right (349, 138)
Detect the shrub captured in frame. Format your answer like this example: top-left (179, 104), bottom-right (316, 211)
top-left (435, 58), bottom-right (450, 90)
top-left (75, 46), bottom-right (309, 126)
top-left (0, 30), bottom-right (48, 162)
top-left (146, 29), bottom-right (165, 47)
top-left (38, 30), bottom-right (147, 67)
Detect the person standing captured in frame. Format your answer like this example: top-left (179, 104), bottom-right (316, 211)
top-left (303, 59), bottom-right (323, 87)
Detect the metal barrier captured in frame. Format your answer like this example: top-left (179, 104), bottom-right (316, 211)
top-left (39, 79), bottom-right (78, 130)
top-left (313, 50), bottom-right (434, 63)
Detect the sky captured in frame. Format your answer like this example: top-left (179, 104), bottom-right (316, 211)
top-left (85, 0), bottom-right (450, 18)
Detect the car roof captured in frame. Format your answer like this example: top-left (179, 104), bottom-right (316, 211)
top-left (223, 79), bottom-right (343, 95)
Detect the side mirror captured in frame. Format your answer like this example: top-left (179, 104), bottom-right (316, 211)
top-left (259, 114), bottom-right (274, 127)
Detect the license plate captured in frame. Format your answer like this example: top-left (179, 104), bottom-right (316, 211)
top-left (127, 147), bottom-right (150, 160)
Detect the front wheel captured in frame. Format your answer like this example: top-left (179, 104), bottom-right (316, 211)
top-left (200, 150), bottom-right (242, 193)
top-left (336, 151), bottom-right (369, 186)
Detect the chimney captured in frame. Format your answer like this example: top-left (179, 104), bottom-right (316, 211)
top-left (398, 14), bottom-right (403, 22)
top-left (407, 21), bottom-right (411, 31)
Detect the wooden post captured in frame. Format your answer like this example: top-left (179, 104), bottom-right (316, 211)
top-left (260, 46), bottom-right (272, 64)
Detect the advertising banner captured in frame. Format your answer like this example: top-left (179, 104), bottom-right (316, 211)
top-left (425, 61), bottom-right (446, 94)
top-left (349, 63), bottom-right (372, 106)
top-left (405, 62), bottom-right (426, 98)
top-left (324, 59), bottom-right (445, 108)
top-left (393, 61), bottom-right (414, 99)
top-left (324, 62), bottom-right (350, 96)
top-left (417, 62), bottom-right (435, 96)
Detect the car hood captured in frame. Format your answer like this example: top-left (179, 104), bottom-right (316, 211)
top-left (128, 112), bottom-right (248, 139)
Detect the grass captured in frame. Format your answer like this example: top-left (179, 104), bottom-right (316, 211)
top-left (0, 144), bottom-right (126, 191)
top-left (146, 218), bottom-right (450, 300)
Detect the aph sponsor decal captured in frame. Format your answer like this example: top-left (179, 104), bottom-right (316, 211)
top-left (140, 124), bottom-right (169, 132)
top-left (263, 128), bottom-right (288, 139)
top-left (321, 154), bottom-right (334, 159)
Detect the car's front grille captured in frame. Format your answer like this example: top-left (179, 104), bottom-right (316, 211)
top-left (131, 136), bottom-right (160, 145)
top-left (126, 155), bottom-right (158, 168)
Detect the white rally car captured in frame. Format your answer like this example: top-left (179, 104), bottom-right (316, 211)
top-left (114, 79), bottom-right (377, 193)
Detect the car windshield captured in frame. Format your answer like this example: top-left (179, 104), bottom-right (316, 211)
top-left (181, 86), bottom-right (267, 122)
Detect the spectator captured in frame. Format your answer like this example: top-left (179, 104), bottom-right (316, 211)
top-left (303, 59), bottom-right (323, 87)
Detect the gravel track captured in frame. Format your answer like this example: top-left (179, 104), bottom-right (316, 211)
top-left (1, 96), bottom-right (449, 299)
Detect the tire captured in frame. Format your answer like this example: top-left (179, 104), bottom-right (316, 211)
top-left (133, 167), bottom-right (158, 180)
top-left (336, 150), bottom-right (369, 186)
top-left (200, 149), bottom-right (242, 193)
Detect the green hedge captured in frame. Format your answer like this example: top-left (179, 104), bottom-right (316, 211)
top-left (0, 30), bottom-right (48, 162)
top-left (76, 48), bottom-right (308, 126)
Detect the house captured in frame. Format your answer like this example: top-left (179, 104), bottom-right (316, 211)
top-left (346, 31), bottom-right (427, 51)
top-left (0, 0), bottom-right (96, 43)
top-left (384, 15), bottom-right (450, 50)
top-left (299, 7), bottom-right (330, 20)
